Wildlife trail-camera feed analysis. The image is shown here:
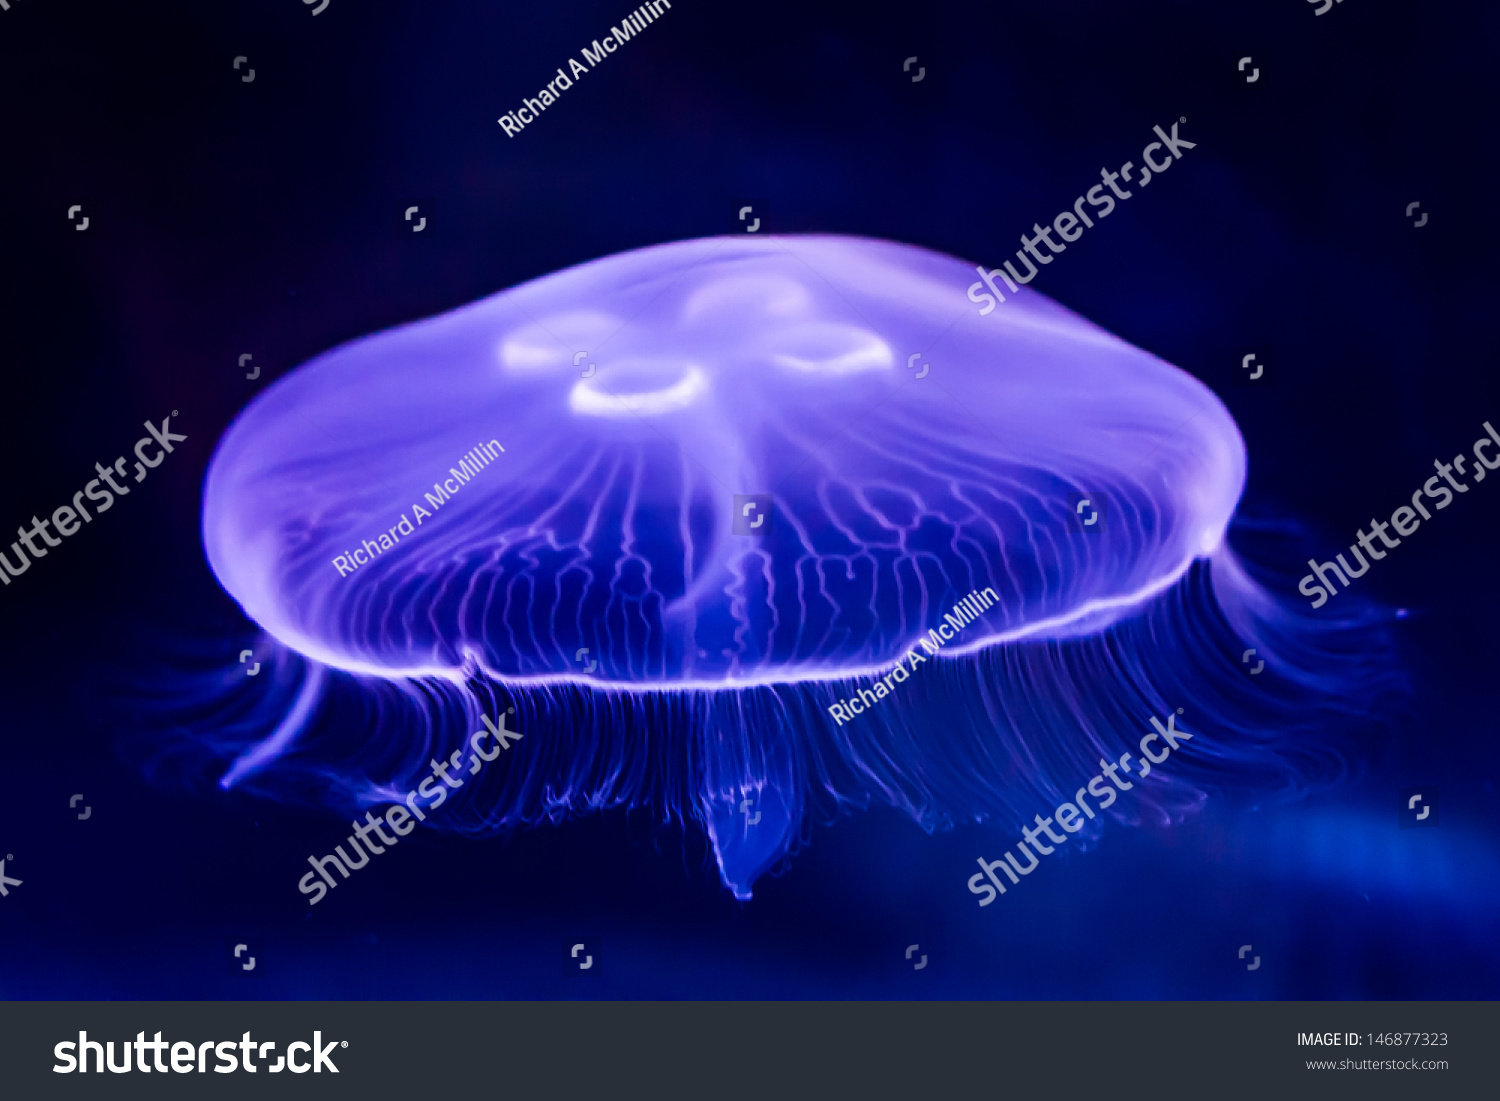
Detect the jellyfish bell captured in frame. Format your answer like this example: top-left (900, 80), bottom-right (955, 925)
top-left (198, 235), bottom-right (1393, 900)
top-left (206, 236), bottom-right (1243, 682)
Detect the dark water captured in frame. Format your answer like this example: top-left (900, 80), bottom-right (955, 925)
top-left (1, 0), bottom-right (1497, 999)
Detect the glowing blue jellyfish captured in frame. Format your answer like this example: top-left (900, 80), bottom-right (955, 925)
top-left (197, 235), bottom-right (1397, 899)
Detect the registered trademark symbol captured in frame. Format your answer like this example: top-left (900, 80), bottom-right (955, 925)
top-left (1180, 117), bottom-right (1186, 123)
top-left (341, 1041), bottom-right (348, 1047)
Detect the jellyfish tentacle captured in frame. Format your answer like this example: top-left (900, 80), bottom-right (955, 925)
top-left (219, 661), bottom-right (326, 789)
top-left (166, 236), bottom-right (1395, 898)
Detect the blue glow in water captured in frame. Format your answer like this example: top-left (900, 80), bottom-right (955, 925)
top-left (188, 236), bottom-right (1400, 898)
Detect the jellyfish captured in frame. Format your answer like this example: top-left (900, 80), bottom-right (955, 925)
top-left (194, 235), bottom-right (1398, 899)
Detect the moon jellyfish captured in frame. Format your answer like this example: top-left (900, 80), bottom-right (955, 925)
top-left (195, 235), bottom-right (1398, 899)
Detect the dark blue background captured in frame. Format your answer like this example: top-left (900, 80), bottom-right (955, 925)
top-left (1, 0), bottom-right (1497, 998)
